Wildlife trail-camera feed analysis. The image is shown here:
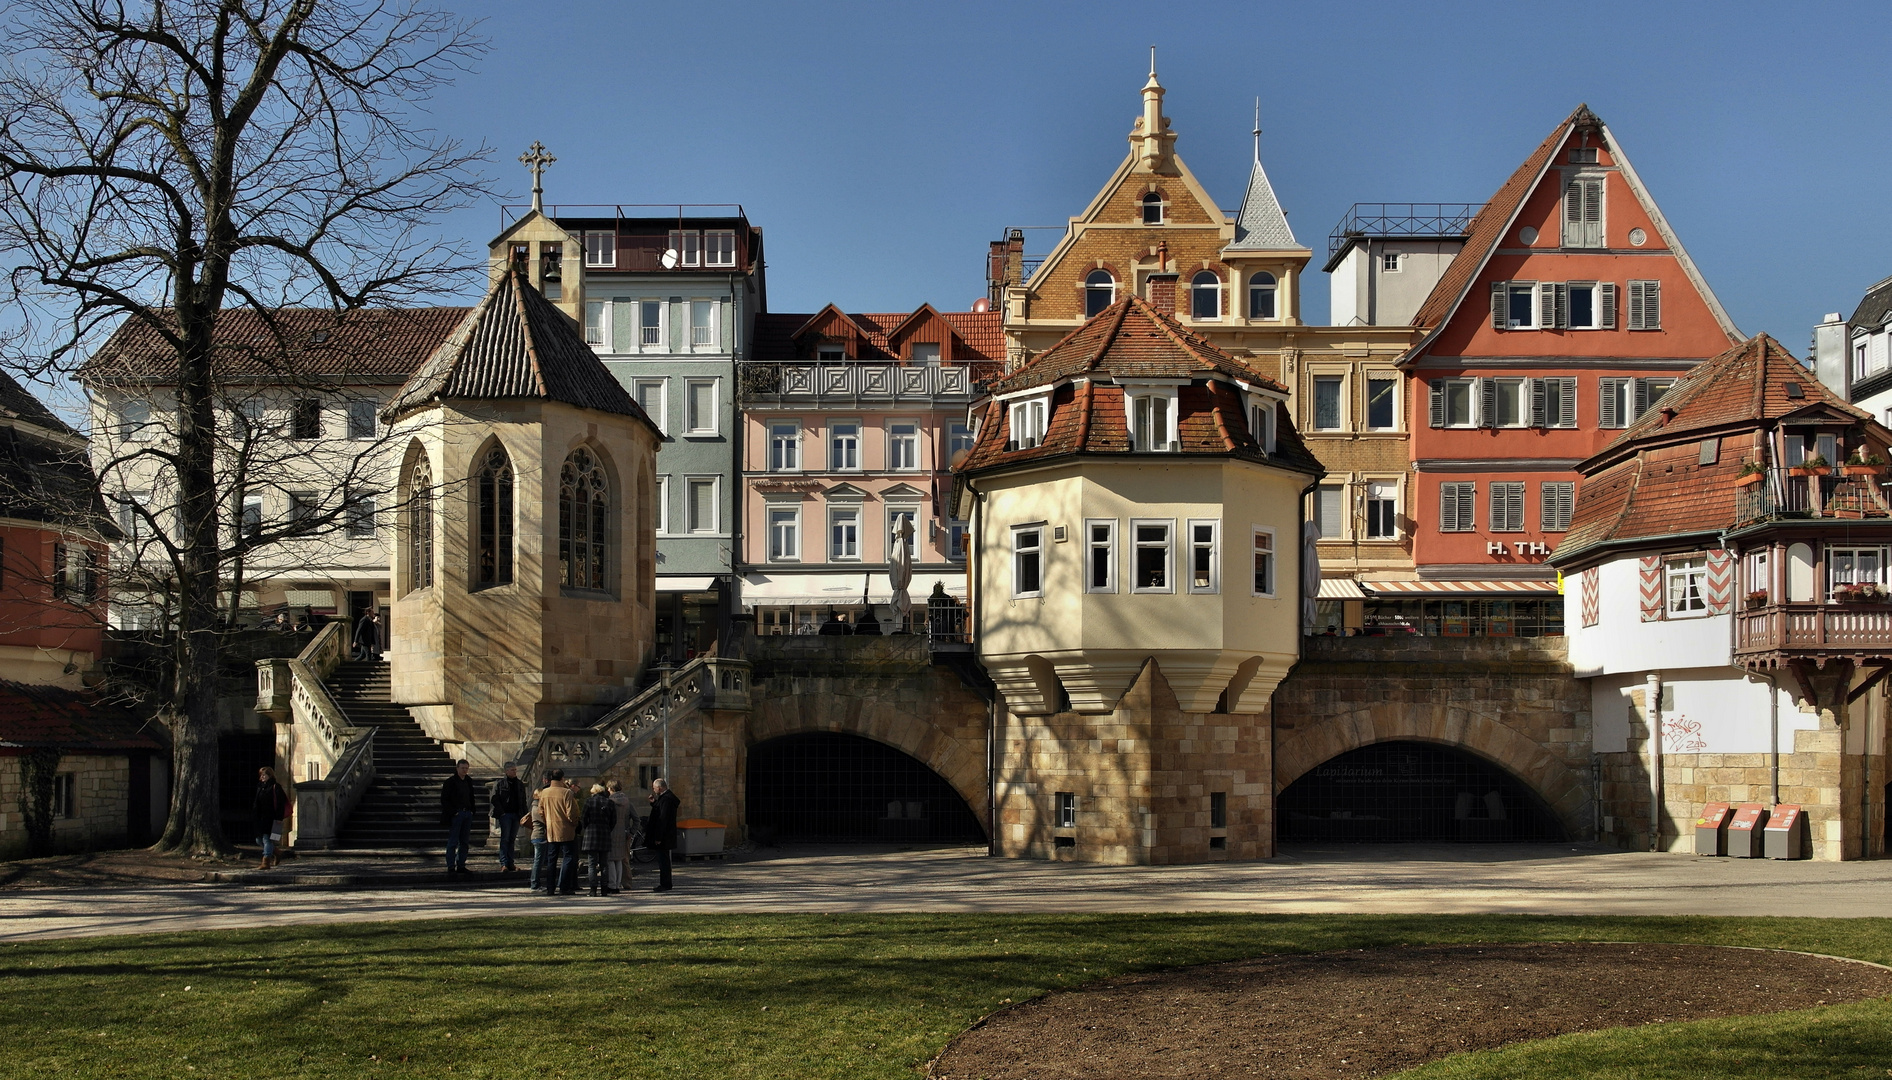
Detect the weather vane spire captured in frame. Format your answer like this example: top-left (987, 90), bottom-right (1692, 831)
top-left (519, 141), bottom-right (556, 214)
top-left (1253, 97), bottom-right (1262, 162)
top-left (1149, 45), bottom-right (1157, 78)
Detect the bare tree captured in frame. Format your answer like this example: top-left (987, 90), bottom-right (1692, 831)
top-left (0, 0), bottom-right (492, 854)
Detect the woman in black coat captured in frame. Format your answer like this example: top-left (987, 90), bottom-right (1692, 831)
top-left (579, 784), bottom-right (618, 896)
top-left (253, 767), bottom-right (291, 870)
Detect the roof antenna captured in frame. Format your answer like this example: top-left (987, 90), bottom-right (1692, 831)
top-left (1253, 97), bottom-right (1262, 162)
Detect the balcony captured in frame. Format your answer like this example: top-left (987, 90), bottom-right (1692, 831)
top-left (738, 361), bottom-right (1003, 405)
top-left (1734, 467), bottom-right (1892, 524)
top-left (1327, 203), bottom-right (1483, 260)
top-left (1735, 601), bottom-right (1892, 663)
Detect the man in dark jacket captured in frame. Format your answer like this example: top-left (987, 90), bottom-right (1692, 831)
top-left (441, 760), bottom-right (476, 874)
top-left (580, 784), bottom-right (618, 896)
top-left (354, 608), bottom-right (382, 661)
top-left (646, 777), bottom-right (681, 892)
top-left (487, 764), bottom-right (527, 872)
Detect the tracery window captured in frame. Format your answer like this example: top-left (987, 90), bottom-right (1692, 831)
top-left (559, 448), bottom-right (611, 591)
top-left (475, 444), bottom-right (514, 588)
top-left (408, 454), bottom-right (434, 592)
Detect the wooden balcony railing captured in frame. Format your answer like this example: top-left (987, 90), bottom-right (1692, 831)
top-left (1735, 601), bottom-right (1892, 656)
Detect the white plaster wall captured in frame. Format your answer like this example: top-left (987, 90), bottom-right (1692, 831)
top-left (1589, 667), bottom-right (1806, 755)
top-left (1568, 555), bottom-right (1732, 678)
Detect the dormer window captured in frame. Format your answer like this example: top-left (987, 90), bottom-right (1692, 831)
top-left (1085, 270), bottom-right (1117, 317)
top-left (1125, 386), bottom-right (1179, 452)
top-left (1190, 271), bottom-right (1222, 320)
top-left (1008, 395), bottom-right (1048, 450)
top-left (816, 344), bottom-right (844, 363)
top-left (1142, 191), bottom-right (1165, 225)
top-left (910, 342), bottom-right (940, 365)
top-left (583, 231), bottom-right (614, 267)
top-left (704, 230), bottom-right (737, 267)
top-left (1248, 272), bottom-right (1277, 319)
top-left (1246, 395), bottom-right (1277, 453)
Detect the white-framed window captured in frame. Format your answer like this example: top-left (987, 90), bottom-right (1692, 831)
top-left (346, 400), bottom-right (377, 441)
top-left (816, 344), bottom-right (844, 363)
top-left (947, 422), bottom-right (975, 463)
top-left (888, 421), bottom-right (920, 471)
top-left (634, 378), bottom-right (667, 434)
top-left (1627, 280), bottom-right (1663, 330)
top-left (689, 300), bottom-right (718, 350)
top-left (1248, 397), bottom-right (1277, 452)
top-left (1491, 377), bottom-right (1527, 428)
top-left (1365, 376), bottom-right (1398, 431)
top-left (1315, 484), bottom-right (1345, 540)
top-left (1489, 280), bottom-right (1540, 329)
top-left (888, 506), bottom-right (919, 561)
top-left (1188, 519), bottom-right (1220, 593)
top-left (768, 422), bottom-right (801, 472)
top-left (584, 299), bottom-right (608, 347)
top-left (639, 300), bottom-right (666, 350)
top-left (1085, 270), bottom-right (1116, 317)
top-left (1541, 481), bottom-right (1575, 532)
top-left (346, 491), bottom-right (376, 539)
top-left (118, 399), bottom-right (153, 442)
top-left (1365, 480), bottom-right (1398, 539)
top-left (1055, 790), bottom-right (1077, 828)
top-left (685, 476), bottom-right (718, 534)
top-left (1489, 481), bottom-right (1525, 532)
top-left (1190, 271), bottom-right (1222, 320)
top-left (948, 520), bottom-right (969, 561)
top-left (705, 230), bottom-right (737, 267)
top-left (767, 505), bottom-right (800, 561)
top-left (1829, 546), bottom-right (1888, 597)
top-left (1634, 376), bottom-right (1677, 419)
top-left (1534, 377), bottom-right (1578, 429)
top-left (1085, 519), bottom-right (1117, 593)
top-left (584, 231), bottom-right (614, 267)
top-left (1599, 377), bottom-right (1632, 429)
top-left (1012, 524), bottom-right (1044, 598)
top-left (1312, 375), bottom-right (1344, 431)
top-left (1131, 519), bottom-right (1173, 593)
top-left (829, 506), bottom-right (861, 560)
top-left (1439, 481), bottom-right (1476, 532)
top-left (1248, 272), bottom-right (1277, 319)
top-left (120, 491), bottom-right (151, 541)
top-left (1251, 527), bottom-right (1276, 597)
top-left (1566, 281), bottom-right (1616, 330)
top-left (909, 342), bottom-right (941, 365)
top-left (1142, 190), bottom-right (1165, 224)
top-left (829, 422), bottom-right (861, 471)
top-left (241, 495), bottom-right (263, 539)
top-left (1381, 252), bottom-right (1402, 272)
top-left (1666, 555), bottom-right (1708, 617)
top-left (288, 491), bottom-right (318, 527)
top-left (1429, 377), bottom-right (1478, 428)
top-left (291, 400), bottom-right (322, 441)
top-left (654, 476), bottom-right (670, 535)
top-left (1126, 388), bottom-right (1178, 451)
top-left (669, 230), bottom-right (702, 268)
top-left (1562, 176), bottom-right (1605, 248)
top-left (1008, 396), bottom-right (1048, 449)
top-left (684, 378), bottom-right (719, 436)
top-left (50, 773), bottom-right (76, 819)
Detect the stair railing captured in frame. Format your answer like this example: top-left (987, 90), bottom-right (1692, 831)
top-left (514, 655), bottom-right (752, 788)
top-left (254, 619), bottom-right (376, 850)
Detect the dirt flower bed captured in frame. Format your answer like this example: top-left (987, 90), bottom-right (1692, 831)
top-left (927, 942), bottom-right (1892, 1079)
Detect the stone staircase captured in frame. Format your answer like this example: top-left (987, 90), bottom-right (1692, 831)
top-left (326, 660), bottom-right (489, 850)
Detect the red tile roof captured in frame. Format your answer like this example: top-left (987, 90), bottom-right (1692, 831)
top-left (82, 307), bottom-right (472, 383)
top-left (0, 681), bottom-right (162, 753)
top-left (992, 295), bottom-right (1289, 394)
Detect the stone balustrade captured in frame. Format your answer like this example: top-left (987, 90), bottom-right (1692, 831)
top-left (516, 656), bottom-right (752, 786)
top-left (255, 619), bottom-right (374, 850)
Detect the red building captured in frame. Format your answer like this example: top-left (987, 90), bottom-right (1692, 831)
top-left (1385, 105), bottom-right (1742, 634)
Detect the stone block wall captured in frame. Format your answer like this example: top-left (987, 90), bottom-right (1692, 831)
top-left (0, 752), bottom-right (133, 859)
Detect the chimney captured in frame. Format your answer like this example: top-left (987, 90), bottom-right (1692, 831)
top-left (1147, 273), bottom-right (1179, 314)
top-left (986, 228), bottom-right (1025, 308)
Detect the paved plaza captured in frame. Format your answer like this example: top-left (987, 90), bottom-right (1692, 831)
top-left (3, 843), bottom-right (1888, 941)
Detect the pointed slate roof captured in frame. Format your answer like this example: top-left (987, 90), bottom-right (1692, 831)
top-left (1225, 158), bottom-right (1299, 251)
top-left (383, 270), bottom-right (648, 425)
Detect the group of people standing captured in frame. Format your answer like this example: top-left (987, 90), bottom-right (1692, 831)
top-left (456, 764), bottom-right (679, 895)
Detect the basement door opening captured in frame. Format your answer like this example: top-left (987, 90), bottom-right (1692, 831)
top-left (746, 732), bottom-right (984, 845)
top-left (1277, 739), bottom-right (1566, 843)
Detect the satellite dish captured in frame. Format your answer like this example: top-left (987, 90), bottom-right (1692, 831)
top-left (660, 248), bottom-right (679, 270)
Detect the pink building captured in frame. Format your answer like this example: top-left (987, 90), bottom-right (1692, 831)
top-left (738, 305), bottom-right (1002, 632)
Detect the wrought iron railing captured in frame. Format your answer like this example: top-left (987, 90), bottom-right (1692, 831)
top-left (1328, 202), bottom-right (1484, 259)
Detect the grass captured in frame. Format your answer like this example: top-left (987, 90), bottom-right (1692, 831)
top-left (3, 914), bottom-right (1890, 1079)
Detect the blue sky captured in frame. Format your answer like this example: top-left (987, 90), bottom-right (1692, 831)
top-left (424, 0), bottom-right (1892, 341)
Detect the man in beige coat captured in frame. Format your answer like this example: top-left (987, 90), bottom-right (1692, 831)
top-left (536, 769), bottom-right (581, 896)
top-left (604, 779), bottom-right (633, 894)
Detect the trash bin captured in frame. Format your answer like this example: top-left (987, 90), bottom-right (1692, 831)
top-left (675, 818), bottom-right (726, 857)
top-left (1763, 804), bottom-right (1808, 860)
top-left (1727, 803), bottom-right (1770, 858)
top-left (1694, 802), bottom-right (1733, 856)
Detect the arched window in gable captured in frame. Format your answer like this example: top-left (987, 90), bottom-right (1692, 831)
top-left (1248, 271), bottom-right (1278, 320)
top-left (474, 444), bottom-right (514, 588)
top-left (1142, 191), bottom-right (1165, 225)
top-left (1191, 271), bottom-right (1222, 320)
top-left (559, 448), bottom-right (611, 592)
top-left (408, 453), bottom-right (434, 592)
top-left (1085, 270), bottom-right (1117, 318)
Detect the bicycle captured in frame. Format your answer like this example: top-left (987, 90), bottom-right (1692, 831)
top-left (628, 817), bottom-right (657, 864)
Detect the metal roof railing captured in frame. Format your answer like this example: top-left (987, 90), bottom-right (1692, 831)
top-left (1328, 203), bottom-right (1483, 260)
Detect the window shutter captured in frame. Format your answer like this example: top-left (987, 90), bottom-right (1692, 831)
top-left (1598, 377), bottom-right (1621, 429)
top-left (1633, 377), bottom-right (1651, 418)
top-left (1489, 484), bottom-right (1504, 530)
top-left (1554, 282), bottom-right (1569, 329)
top-left (1491, 282), bottom-right (1507, 329)
top-left (1581, 567), bottom-right (1600, 627)
top-left (1642, 280), bottom-right (1661, 329)
top-left (1508, 483), bottom-right (1524, 531)
top-left (1428, 380), bottom-right (1445, 428)
top-left (1558, 378), bottom-right (1577, 428)
top-left (1581, 180), bottom-right (1603, 246)
top-left (1704, 548), bottom-right (1733, 614)
top-left (1638, 555), bottom-right (1663, 622)
top-left (1457, 483), bottom-right (1476, 531)
top-left (1599, 283), bottom-right (1617, 328)
top-left (1563, 182), bottom-right (1582, 245)
top-left (1539, 282), bottom-right (1558, 329)
top-left (1479, 377), bottom-right (1497, 429)
top-left (1530, 378), bottom-right (1548, 428)
top-left (1440, 483), bottom-right (1458, 532)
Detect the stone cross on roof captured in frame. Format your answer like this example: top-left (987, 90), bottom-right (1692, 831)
top-left (519, 141), bottom-right (555, 214)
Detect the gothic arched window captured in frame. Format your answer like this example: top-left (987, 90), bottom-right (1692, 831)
top-left (475, 444), bottom-right (514, 588)
top-left (559, 448), bottom-right (610, 591)
top-left (408, 453), bottom-right (434, 592)
top-left (1084, 270), bottom-right (1116, 318)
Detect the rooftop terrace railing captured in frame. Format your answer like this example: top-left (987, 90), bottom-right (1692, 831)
top-left (1328, 203), bottom-right (1483, 259)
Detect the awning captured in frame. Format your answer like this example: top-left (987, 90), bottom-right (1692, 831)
top-left (283, 590), bottom-right (335, 607)
top-left (739, 570), bottom-right (966, 610)
top-left (1316, 578), bottom-right (1367, 600)
top-left (656, 576), bottom-right (722, 593)
top-left (1364, 580), bottom-right (1559, 596)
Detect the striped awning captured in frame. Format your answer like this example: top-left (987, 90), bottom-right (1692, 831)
top-left (1316, 578), bottom-right (1367, 600)
top-left (1364, 580), bottom-right (1559, 596)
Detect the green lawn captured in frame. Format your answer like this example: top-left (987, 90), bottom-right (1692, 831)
top-left (5, 914), bottom-right (1890, 1079)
